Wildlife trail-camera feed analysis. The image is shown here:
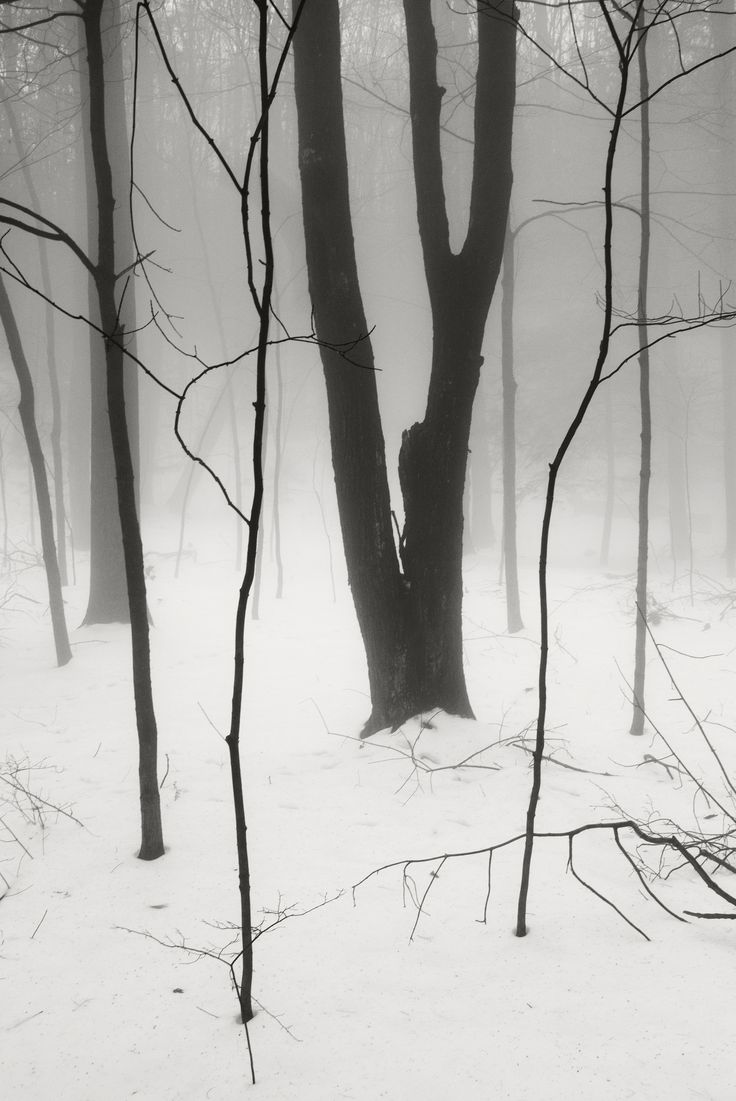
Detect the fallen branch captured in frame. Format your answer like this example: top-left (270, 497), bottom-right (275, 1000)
top-left (354, 817), bottom-right (736, 943)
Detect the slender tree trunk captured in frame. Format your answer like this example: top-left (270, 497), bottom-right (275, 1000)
top-left (501, 223), bottom-right (523, 632)
top-left (104, 0), bottom-right (141, 501)
top-left (184, 129), bottom-right (244, 571)
top-left (80, 18), bottom-right (128, 624)
top-left (0, 427), bottom-right (8, 564)
top-left (516, 43), bottom-right (631, 937)
top-left (6, 126), bottom-right (67, 578)
top-left (251, 394), bottom-right (267, 621)
top-left (0, 275), bottom-right (72, 666)
top-left (83, 0), bottom-right (163, 860)
top-left (271, 295), bottom-right (285, 598)
top-left (468, 436), bottom-right (495, 551)
top-left (715, 3), bottom-right (736, 575)
top-left (630, 16), bottom-right (651, 738)
top-left (666, 368), bottom-right (688, 578)
top-left (223, 0), bottom-right (283, 1028)
top-left (599, 383), bottom-right (615, 566)
top-left (722, 335), bottom-right (736, 576)
top-left (4, 98), bottom-right (70, 586)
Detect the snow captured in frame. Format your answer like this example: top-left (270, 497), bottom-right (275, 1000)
top-left (3, 530), bottom-right (736, 1100)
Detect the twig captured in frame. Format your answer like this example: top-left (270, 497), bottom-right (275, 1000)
top-left (30, 908), bottom-right (47, 939)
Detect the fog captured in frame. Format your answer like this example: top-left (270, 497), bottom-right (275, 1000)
top-left (3, 2), bottom-right (736, 1097)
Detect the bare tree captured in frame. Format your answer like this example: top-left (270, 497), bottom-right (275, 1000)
top-left (516, 0), bottom-right (736, 936)
top-left (0, 274), bottom-right (72, 666)
top-left (293, 0), bottom-right (518, 735)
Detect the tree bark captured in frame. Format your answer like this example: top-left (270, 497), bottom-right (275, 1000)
top-left (293, 0), bottom-right (517, 734)
top-left (0, 275), bottom-right (72, 667)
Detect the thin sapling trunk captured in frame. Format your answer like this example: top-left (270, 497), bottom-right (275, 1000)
top-left (516, 13), bottom-right (631, 936)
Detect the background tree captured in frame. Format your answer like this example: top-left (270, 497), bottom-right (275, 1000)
top-left (0, 274), bottom-right (72, 666)
top-left (630, 3), bottom-right (652, 737)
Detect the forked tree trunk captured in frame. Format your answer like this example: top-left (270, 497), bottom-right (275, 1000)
top-left (0, 275), bottom-right (72, 667)
top-left (293, 0), bottom-right (516, 734)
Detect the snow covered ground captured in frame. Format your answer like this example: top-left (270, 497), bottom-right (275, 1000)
top-left (3, 519), bottom-right (736, 1099)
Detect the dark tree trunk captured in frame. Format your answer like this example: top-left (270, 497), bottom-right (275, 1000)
top-left (293, 0), bottom-right (516, 735)
top-left (103, 0), bottom-right (141, 502)
top-left (82, 0), bottom-right (140, 624)
top-left (83, 0), bottom-right (163, 860)
top-left (293, 0), bottom-right (415, 734)
top-left (0, 275), bottom-right (72, 667)
top-left (80, 21), bottom-right (128, 624)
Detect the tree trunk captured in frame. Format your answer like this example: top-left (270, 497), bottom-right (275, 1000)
top-left (80, 19), bottom-right (128, 624)
top-left (82, 0), bottom-right (140, 624)
top-left (293, 0), bottom-right (516, 734)
top-left (0, 275), bottom-right (72, 667)
top-left (713, 2), bottom-right (736, 575)
top-left (722, 333), bottom-right (736, 575)
top-left (83, 0), bottom-right (163, 860)
top-left (3, 98), bottom-right (70, 586)
top-left (271, 325), bottom-right (285, 598)
top-left (599, 383), bottom-right (615, 567)
top-left (630, 14), bottom-right (651, 738)
top-left (501, 223), bottom-right (523, 632)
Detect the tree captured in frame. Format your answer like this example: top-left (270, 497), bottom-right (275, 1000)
top-left (0, 274), bottom-right (72, 667)
top-left (81, 0), bottom-right (141, 625)
top-left (516, 0), bottom-right (736, 937)
top-left (293, 0), bottom-right (517, 735)
top-left (630, 3), bottom-right (652, 737)
top-left (0, 0), bottom-right (163, 860)
top-left (3, 96), bottom-right (71, 587)
top-left (79, 0), bottom-right (164, 858)
top-left (137, 0), bottom-right (307, 1034)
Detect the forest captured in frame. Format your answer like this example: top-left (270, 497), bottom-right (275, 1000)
top-left (3, 0), bottom-right (736, 1097)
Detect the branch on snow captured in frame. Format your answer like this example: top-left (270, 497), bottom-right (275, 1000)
top-left (353, 817), bottom-right (736, 943)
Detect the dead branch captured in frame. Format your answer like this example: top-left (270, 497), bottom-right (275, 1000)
top-left (354, 816), bottom-right (736, 942)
